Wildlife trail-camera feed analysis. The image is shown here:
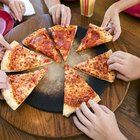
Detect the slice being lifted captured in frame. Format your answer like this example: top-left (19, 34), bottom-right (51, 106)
top-left (2, 68), bottom-right (47, 110)
top-left (76, 23), bottom-right (112, 52)
top-left (1, 41), bottom-right (52, 72)
top-left (22, 28), bottom-right (61, 62)
top-left (49, 25), bottom-right (77, 61)
top-left (74, 50), bottom-right (115, 82)
top-left (63, 64), bottom-right (101, 117)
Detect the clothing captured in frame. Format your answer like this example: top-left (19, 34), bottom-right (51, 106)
top-left (125, 4), bottom-right (140, 18)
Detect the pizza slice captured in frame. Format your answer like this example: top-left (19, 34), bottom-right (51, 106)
top-left (22, 28), bottom-right (61, 62)
top-left (49, 25), bottom-right (77, 61)
top-left (74, 50), bottom-right (115, 82)
top-left (1, 41), bottom-right (52, 72)
top-left (63, 64), bottom-right (101, 117)
top-left (1, 68), bottom-right (47, 110)
top-left (76, 23), bottom-right (112, 52)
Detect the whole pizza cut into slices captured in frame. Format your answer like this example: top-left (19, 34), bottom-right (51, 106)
top-left (76, 23), bottom-right (112, 52)
top-left (1, 41), bottom-right (52, 72)
top-left (22, 28), bottom-right (61, 62)
top-left (74, 50), bottom-right (115, 82)
top-left (63, 64), bottom-right (101, 117)
top-left (49, 25), bottom-right (77, 61)
top-left (2, 68), bottom-right (47, 110)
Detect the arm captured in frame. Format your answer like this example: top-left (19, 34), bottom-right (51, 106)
top-left (73, 100), bottom-right (127, 140)
top-left (101, 0), bottom-right (140, 41)
top-left (44, 0), bottom-right (71, 27)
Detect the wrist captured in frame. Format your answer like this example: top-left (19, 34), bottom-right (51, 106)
top-left (113, 130), bottom-right (127, 140)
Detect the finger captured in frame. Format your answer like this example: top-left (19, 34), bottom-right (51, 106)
top-left (10, 2), bottom-right (20, 22)
top-left (76, 108), bottom-right (92, 127)
top-left (14, 1), bottom-right (22, 21)
top-left (52, 10), bottom-right (57, 25)
top-left (108, 62), bottom-right (124, 73)
top-left (0, 71), bottom-right (7, 78)
top-left (61, 7), bottom-right (67, 27)
top-left (0, 83), bottom-right (8, 89)
top-left (10, 11), bottom-right (17, 20)
top-left (0, 78), bottom-right (7, 83)
top-left (88, 100), bottom-right (104, 115)
top-left (65, 7), bottom-right (71, 27)
top-left (116, 73), bottom-right (129, 81)
top-left (19, 2), bottom-right (25, 15)
top-left (112, 26), bottom-right (121, 42)
top-left (110, 51), bottom-right (126, 59)
top-left (54, 6), bottom-right (61, 25)
top-left (101, 16), bottom-right (110, 29)
top-left (108, 28), bottom-right (114, 35)
top-left (107, 56), bottom-right (124, 65)
top-left (80, 102), bottom-right (96, 122)
top-left (73, 116), bottom-right (89, 134)
top-left (99, 105), bottom-right (112, 114)
top-left (0, 35), bottom-right (11, 50)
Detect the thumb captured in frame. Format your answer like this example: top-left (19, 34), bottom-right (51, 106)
top-left (101, 16), bottom-right (110, 29)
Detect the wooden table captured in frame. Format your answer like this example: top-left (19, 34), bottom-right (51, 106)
top-left (0, 0), bottom-right (140, 140)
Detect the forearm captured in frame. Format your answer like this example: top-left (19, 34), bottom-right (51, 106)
top-left (44, 0), bottom-right (60, 9)
top-left (111, 0), bottom-right (140, 13)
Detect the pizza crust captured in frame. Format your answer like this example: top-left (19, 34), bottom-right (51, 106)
top-left (1, 41), bottom-right (18, 72)
top-left (1, 84), bottom-right (20, 110)
top-left (89, 23), bottom-right (112, 42)
top-left (63, 94), bottom-right (101, 117)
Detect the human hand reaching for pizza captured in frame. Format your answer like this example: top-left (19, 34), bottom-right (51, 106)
top-left (0, 71), bottom-right (9, 99)
top-left (101, 5), bottom-right (121, 42)
top-left (73, 100), bottom-right (127, 140)
top-left (8, 0), bottom-right (25, 22)
top-left (0, 34), bottom-right (11, 61)
top-left (49, 4), bottom-right (71, 27)
top-left (107, 51), bottom-right (140, 82)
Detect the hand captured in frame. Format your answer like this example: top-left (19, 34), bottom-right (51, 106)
top-left (8, 0), bottom-right (25, 22)
top-left (0, 34), bottom-right (11, 50)
top-left (0, 71), bottom-right (8, 89)
top-left (73, 101), bottom-right (127, 140)
top-left (0, 71), bottom-right (8, 100)
top-left (101, 5), bottom-right (121, 41)
top-left (0, 34), bottom-right (11, 60)
top-left (107, 51), bottom-right (140, 82)
top-left (49, 4), bottom-right (71, 27)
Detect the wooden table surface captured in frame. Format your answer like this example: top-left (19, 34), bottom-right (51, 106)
top-left (0, 0), bottom-right (140, 140)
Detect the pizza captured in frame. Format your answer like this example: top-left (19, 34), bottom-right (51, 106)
top-left (76, 23), bottom-right (112, 52)
top-left (63, 64), bottom-right (101, 117)
top-left (49, 25), bottom-right (77, 61)
top-left (22, 28), bottom-right (61, 62)
top-left (1, 68), bottom-right (47, 110)
top-left (1, 41), bottom-right (52, 72)
top-left (74, 50), bottom-right (115, 82)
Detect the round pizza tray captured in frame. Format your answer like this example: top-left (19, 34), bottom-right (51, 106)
top-left (25, 26), bottom-right (108, 113)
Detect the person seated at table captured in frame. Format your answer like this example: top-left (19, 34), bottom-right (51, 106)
top-left (101, 0), bottom-right (140, 41)
top-left (0, 0), bottom-right (25, 22)
top-left (44, 0), bottom-right (71, 27)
